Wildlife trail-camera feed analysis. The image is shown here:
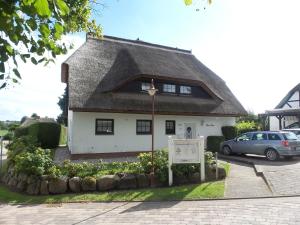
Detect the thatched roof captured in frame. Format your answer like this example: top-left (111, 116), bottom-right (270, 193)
top-left (62, 35), bottom-right (246, 116)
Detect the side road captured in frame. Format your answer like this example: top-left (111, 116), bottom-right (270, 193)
top-left (1, 196), bottom-right (300, 224)
top-left (224, 161), bottom-right (272, 198)
top-left (222, 154), bottom-right (300, 196)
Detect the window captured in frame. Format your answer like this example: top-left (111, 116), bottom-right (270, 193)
top-left (165, 120), bottom-right (176, 135)
top-left (282, 132), bottom-right (298, 140)
top-left (237, 133), bottom-right (252, 141)
top-left (163, 84), bottom-right (176, 93)
top-left (95, 119), bottom-right (114, 135)
top-left (141, 82), bottom-right (151, 91)
top-left (180, 86), bottom-right (192, 95)
top-left (268, 133), bottom-right (281, 141)
top-left (252, 133), bottom-right (267, 141)
top-left (136, 120), bottom-right (152, 135)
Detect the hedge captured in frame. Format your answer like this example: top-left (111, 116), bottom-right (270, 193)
top-left (15, 122), bottom-right (61, 149)
top-left (207, 136), bottom-right (225, 153)
top-left (221, 126), bottom-right (237, 140)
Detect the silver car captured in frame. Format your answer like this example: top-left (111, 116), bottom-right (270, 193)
top-left (220, 131), bottom-right (300, 161)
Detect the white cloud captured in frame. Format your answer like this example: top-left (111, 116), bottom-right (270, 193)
top-left (0, 35), bottom-right (85, 121)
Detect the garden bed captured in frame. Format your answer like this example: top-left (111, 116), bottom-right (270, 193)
top-left (1, 136), bottom-right (228, 197)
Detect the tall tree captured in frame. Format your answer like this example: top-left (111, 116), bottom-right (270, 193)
top-left (0, 0), bottom-right (102, 89)
top-left (57, 87), bottom-right (67, 125)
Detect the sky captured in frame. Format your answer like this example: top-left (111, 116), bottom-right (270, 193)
top-left (1, 0), bottom-right (300, 121)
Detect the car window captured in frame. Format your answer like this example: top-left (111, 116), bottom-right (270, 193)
top-left (268, 133), bottom-right (281, 141)
top-left (252, 133), bottom-right (267, 141)
top-left (282, 132), bottom-right (298, 140)
top-left (237, 133), bottom-right (251, 141)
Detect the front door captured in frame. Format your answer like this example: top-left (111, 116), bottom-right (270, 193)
top-left (184, 123), bottom-right (196, 139)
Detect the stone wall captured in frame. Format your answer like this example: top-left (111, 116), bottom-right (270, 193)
top-left (1, 165), bottom-right (226, 195)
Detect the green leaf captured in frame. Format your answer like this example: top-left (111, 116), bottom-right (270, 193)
top-left (23, 0), bottom-right (35, 6)
top-left (184, 0), bottom-right (192, 5)
top-left (12, 78), bottom-right (18, 83)
top-left (54, 22), bottom-right (64, 39)
top-left (0, 83), bottom-right (6, 89)
top-left (39, 24), bottom-right (50, 37)
top-left (27, 18), bottom-right (37, 30)
top-left (0, 62), bottom-right (4, 73)
top-left (31, 57), bottom-right (38, 65)
top-left (0, 74), bottom-right (4, 80)
top-left (13, 68), bottom-right (21, 79)
top-left (38, 57), bottom-right (46, 63)
top-left (5, 45), bottom-right (13, 55)
top-left (56, 0), bottom-right (69, 16)
top-left (34, 0), bottom-right (51, 17)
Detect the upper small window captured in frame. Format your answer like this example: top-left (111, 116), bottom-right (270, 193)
top-left (180, 86), bottom-right (192, 95)
top-left (163, 84), bottom-right (176, 93)
top-left (96, 119), bottom-right (114, 135)
top-left (141, 82), bottom-right (151, 91)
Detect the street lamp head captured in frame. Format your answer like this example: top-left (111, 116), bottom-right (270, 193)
top-left (147, 79), bottom-right (158, 96)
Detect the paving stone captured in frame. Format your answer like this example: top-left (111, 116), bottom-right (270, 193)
top-left (1, 197), bottom-right (300, 224)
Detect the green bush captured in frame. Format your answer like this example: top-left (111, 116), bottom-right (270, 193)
top-left (15, 122), bottom-right (61, 149)
top-left (3, 132), bottom-right (13, 141)
top-left (14, 148), bottom-right (55, 176)
top-left (236, 121), bottom-right (258, 135)
top-left (207, 136), bottom-right (225, 153)
top-left (138, 149), bottom-right (169, 183)
top-left (7, 136), bottom-right (39, 161)
top-left (221, 126), bottom-right (237, 140)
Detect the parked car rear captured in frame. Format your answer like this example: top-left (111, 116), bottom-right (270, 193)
top-left (220, 131), bottom-right (300, 161)
top-left (282, 128), bottom-right (300, 139)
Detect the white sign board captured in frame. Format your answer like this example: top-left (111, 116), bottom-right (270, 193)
top-left (168, 136), bottom-right (205, 186)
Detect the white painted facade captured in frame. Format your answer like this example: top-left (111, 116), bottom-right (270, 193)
top-left (68, 111), bottom-right (235, 154)
top-left (269, 90), bottom-right (300, 130)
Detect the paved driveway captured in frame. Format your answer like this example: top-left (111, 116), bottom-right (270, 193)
top-left (1, 197), bottom-right (300, 224)
top-left (222, 154), bottom-right (300, 196)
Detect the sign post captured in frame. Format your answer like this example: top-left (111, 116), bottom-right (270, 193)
top-left (168, 136), bottom-right (205, 186)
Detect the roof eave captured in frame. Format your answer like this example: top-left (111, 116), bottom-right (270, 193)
top-left (69, 107), bottom-right (245, 117)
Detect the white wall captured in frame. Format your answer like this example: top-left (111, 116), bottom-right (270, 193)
top-left (68, 112), bottom-right (235, 154)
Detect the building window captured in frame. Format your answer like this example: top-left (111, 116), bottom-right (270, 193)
top-left (163, 84), bottom-right (176, 93)
top-left (141, 82), bottom-right (151, 91)
top-left (180, 85), bottom-right (192, 95)
top-left (166, 120), bottom-right (175, 135)
top-left (136, 120), bottom-right (152, 135)
top-left (95, 119), bottom-right (114, 135)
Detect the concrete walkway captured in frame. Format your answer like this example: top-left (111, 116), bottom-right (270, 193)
top-left (2, 197), bottom-right (300, 224)
top-left (225, 161), bottom-right (272, 198)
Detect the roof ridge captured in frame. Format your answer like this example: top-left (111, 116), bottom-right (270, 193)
top-left (86, 34), bottom-right (192, 54)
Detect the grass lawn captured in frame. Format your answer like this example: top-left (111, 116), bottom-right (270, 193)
top-left (0, 181), bottom-right (225, 204)
top-left (0, 130), bottom-right (8, 136)
top-left (59, 125), bottom-right (67, 146)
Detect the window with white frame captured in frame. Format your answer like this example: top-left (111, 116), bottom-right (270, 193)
top-left (163, 84), bottom-right (176, 93)
top-left (141, 82), bottom-right (151, 91)
top-left (180, 85), bottom-right (192, 94)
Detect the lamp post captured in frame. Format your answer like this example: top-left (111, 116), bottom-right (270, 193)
top-left (147, 79), bottom-right (158, 187)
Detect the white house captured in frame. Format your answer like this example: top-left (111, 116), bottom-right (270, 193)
top-left (263, 83), bottom-right (300, 131)
top-left (61, 35), bottom-right (246, 158)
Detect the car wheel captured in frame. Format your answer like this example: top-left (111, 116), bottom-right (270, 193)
top-left (223, 146), bottom-right (232, 156)
top-left (265, 149), bottom-right (279, 161)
